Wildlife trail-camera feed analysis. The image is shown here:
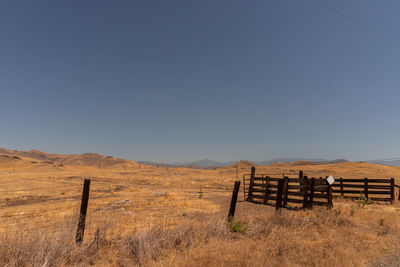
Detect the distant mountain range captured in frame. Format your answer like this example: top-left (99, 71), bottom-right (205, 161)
top-left (366, 158), bottom-right (400, 167)
top-left (145, 158), bottom-right (400, 169)
top-left (143, 158), bottom-right (349, 169)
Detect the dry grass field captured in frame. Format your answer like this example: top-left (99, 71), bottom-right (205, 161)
top-left (2, 149), bottom-right (400, 266)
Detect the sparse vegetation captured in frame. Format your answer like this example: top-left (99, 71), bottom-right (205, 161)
top-left (350, 206), bottom-right (355, 216)
top-left (198, 185), bottom-right (203, 199)
top-left (357, 194), bottom-right (373, 207)
top-left (227, 217), bottom-right (248, 233)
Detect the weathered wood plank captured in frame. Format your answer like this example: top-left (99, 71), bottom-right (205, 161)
top-left (332, 189), bottom-right (365, 194)
top-left (283, 177), bottom-right (289, 207)
top-left (302, 176), bottom-right (309, 209)
top-left (331, 184), bottom-right (364, 188)
top-left (285, 198), bottom-right (304, 204)
top-left (275, 180), bottom-right (284, 211)
top-left (263, 176), bottom-right (270, 204)
top-left (391, 178), bottom-right (395, 204)
top-left (308, 178), bottom-right (315, 209)
top-left (336, 178), bottom-right (391, 183)
top-left (327, 184), bottom-right (333, 208)
top-left (247, 167), bottom-right (256, 201)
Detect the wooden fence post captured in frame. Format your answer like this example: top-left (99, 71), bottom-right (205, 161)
top-left (326, 182), bottom-right (333, 209)
top-left (398, 186), bottom-right (400, 201)
top-left (247, 167), bottom-right (256, 201)
top-left (302, 176), bottom-right (309, 209)
top-left (275, 180), bottom-right (284, 211)
top-left (76, 179), bottom-right (91, 244)
top-left (243, 174), bottom-right (246, 201)
top-left (228, 181), bottom-right (241, 221)
top-left (308, 178), bottom-right (315, 209)
top-left (283, 176), bottom-right (289, 207)
top-left (390, 178), bottom-right (395, 204)
top-left (364, 178), bottom-right (369, 199)
top-left (263, 176), bottom-right (270, 204)
top-left (340, 178), bottom-right (344, 197)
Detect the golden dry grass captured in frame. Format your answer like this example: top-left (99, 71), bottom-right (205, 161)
top-left (2, 204), bottom-right (400, 266)
top-left (2, 153), bottom-right (400, 266)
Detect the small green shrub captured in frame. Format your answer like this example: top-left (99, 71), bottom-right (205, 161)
top-left (199, 186), bottom-right (203, 199)
top-left (357, 194), bottom-right (373, 207)
top-left (228, 218), bottom-right (248, 233)
top-left (350, 206), bottom-right (355, 216)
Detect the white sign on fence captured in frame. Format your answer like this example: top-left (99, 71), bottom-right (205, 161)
top-left (327, 175), bottom-right (335, 185)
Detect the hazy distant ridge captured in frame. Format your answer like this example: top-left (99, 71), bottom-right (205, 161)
top-left (144, 158), bottom-right (348, 169)
top-left (366, 158), bottom-right (400, 167)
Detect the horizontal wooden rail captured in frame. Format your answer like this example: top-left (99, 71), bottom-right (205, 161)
top-left (331, 184), bottom-right (391, 189)
top-left (332, 189), bottom-right (390, 194)
top-left (335, 178), bottom-right (392, 183)
top-left (254, 177), bottom-right (302, 183)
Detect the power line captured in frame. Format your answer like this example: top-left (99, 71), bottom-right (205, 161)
top-left (312, 0), bottom-right (400, 49)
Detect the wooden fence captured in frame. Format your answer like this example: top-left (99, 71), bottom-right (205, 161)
top-left (243, 168), bottom-right (332, 209)
top-left (331, 178), bottom-right (396, 203)
top-left (243, 168), bottom-right (398, 206)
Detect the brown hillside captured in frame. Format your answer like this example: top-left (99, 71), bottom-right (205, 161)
top-left (289, 161), bottom-right (317, 166)
top-left (0, 148), bottom-right (137, 169)
top-left (2, 149), bottom-right (400, 266)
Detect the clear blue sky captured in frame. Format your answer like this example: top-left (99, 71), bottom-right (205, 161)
top-left (1, 0), bottom-right (400, 163)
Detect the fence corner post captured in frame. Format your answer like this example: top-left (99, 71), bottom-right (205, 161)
top-left (326, 182), bottom-right (333, 209)
top-left (282, 176), bottom-right (289, 207)
top-left (263, 176), bottom-right (270, 204)
top-left (247, 167), bottom-right (256, 201)
top-left (398, 185), bottom-right (400, 201)
top-left (243, 174), bottom-right (246, 201)
top-left (340, 178), bottom-right (344, 197)
top-left (308, 178), bottom-right (315, 209)
top-left (275, 180), bottom-right (284, 211)
top-left (364, 178), bottom-right (369, 199)
top-left (390, 178), bottom-right (395, 204)
top-left (299, 170), bottom-right (304, 184)
top-left (302, 176), bottom-right (309, 209)
top-left (228, 181), bottom-right (241, 221)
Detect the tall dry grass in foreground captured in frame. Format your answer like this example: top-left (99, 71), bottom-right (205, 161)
top-left (1, 203), bottom-right (400, 266)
